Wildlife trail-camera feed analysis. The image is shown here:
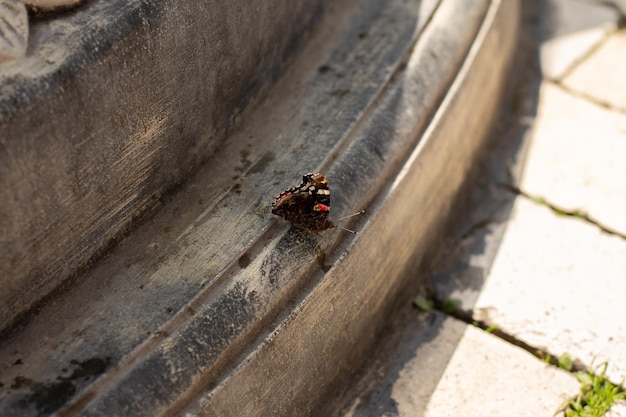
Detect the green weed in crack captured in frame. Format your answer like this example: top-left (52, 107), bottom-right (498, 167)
top-left (411, 293), bottom-right (589, 372)
top-left (563, 362), bottom-right (625, 417)
top-left (412, 295), bottom-right (434, 312)
top-left (411, 294), bottom-right (461, 316)
top-left (411, 294), bottom-right (626, 416)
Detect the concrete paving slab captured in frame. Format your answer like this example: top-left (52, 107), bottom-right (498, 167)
top-left (538, 0), bottom-right (617, 80)
top-left (563, 30), bottom-right (626, 110)
top-left (520, 82), bottom-right (626, 234)
top-left (422, 325), bottom-right (579, 417)
top-left (474, 197), bottom-right (626, 385)
top-left (343, 312), bottom-right (579, 417)
top-left (540, 27), bottom-right (612, 81)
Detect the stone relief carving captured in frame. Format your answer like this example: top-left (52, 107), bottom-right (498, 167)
top-left (0, 0), bottom-right (28, 62)
top-left (0, 0), bottom-right (84, 63)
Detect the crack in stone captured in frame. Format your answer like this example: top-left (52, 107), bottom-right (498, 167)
top-left (426, 294), bottom-right (626, 415)
top-left (550, 30), bottom-right (612, 84)
top-left (498, 183), bottom-right (626, 240)
top-left (452, 304), bottom-right (626, 416)
top-left (427, 296), bottom-right (590, 373)
top-left (548, 79), bottom-right (626, 115)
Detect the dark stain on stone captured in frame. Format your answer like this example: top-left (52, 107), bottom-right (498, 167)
top-left (19, 379), bottom-right (76, 415)
top-left (11, 375), bottom-right (33, 390)
top-left (14, 357), bottom-right (110, 415)
top-left (155, 330), bottom-right (169, 338)
top-left (66, 357), bottom-right (110, 381)
top-left (316, 251), bottom-right (331, 273)
top-left (249, 151), bottom-right (275, 174)
top-left (232, 183), bottom-right (242, 194)
top-left (238, 253), bottom-right (251, 269)
top-left (235, 149), bottom-right (252, 173)
top-left (14, 358), bottom-right (23, 365)
top-left (318, 64), bottom-right (331, 73)
top-left (331, 89), bottom-right (350, 98)
top-left (358, 31), bottom-right (369, 39)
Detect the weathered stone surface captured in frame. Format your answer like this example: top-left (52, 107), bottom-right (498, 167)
top-left (0, 0), bottom-right (28, 62)
top-left (0, 0), bottom-right (520, 415)
top-left (347, 2), bottom-right (626, 415)
top-left (23, 0), bottom-right (84, 9)
top-left (188, 1), bottom-right (519, 415)
top-left (0, 0), bottom-right (330, 331)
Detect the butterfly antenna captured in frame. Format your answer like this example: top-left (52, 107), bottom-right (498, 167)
top-left (335, 209), bottom-right (366, 222)
top-left (336, 224), bottom-right (358, 234)
top-left (333, 209), bottom-right (365, 234)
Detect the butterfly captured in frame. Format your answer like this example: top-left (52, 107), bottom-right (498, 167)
top-left (271, 173), bottom-right (363, 233)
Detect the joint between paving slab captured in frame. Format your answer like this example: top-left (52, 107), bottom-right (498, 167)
top-left (420, 285), bottom-right (626, 414)
top-left (549, 78), bottom-right (626, 115)
top-left (443, 304), bottom-right (588, 372)
top-left (415, 296), bottom-right (626, 416)
top-left (498, 183), bottom-right (626, 240)
top-left (551, 25), bottom-right (615, 84)
top-left (425, 297), bottom-right (625, 399)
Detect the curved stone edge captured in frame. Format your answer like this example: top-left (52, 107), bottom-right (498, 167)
top-left (0, 0), bottom-right (329, 332)
top-left (24, 0), bottom-right (84, 10)
top-left (0, 0), bottom-right (518, 415)
top-left (192, 0), bottom-right (521, 415)
top-left (37, 0), bottom-right (521, 416)
top-left (0, 1), bottom-right (440, 415)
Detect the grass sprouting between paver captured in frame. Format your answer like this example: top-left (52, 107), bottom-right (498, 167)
top-left (564, 363), bottom-right (625, 417)
top-left (411, 295), bottom-right (626, 416)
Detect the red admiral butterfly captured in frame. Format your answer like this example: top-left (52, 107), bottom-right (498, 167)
top-left (271, 173), bottom-right (363, 233)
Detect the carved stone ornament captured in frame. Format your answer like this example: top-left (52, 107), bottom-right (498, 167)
top-left (0, 0), bottom-right (84, 63)
top-left (0, 0), bottom-right (28, 62)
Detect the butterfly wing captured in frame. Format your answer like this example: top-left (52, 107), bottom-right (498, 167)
top-left (272, 173), bottom-right (335, 232)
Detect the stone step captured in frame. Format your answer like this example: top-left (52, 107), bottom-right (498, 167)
top-left (0, 0), bottom-right (331, 332)
top-left (0, 0), bottom-right (520, 415)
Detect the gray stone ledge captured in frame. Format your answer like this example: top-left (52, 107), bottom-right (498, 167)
top-left (0, 0), bottom-right (329, 331)
top-left (0, 0), bottom-right (520, 415)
